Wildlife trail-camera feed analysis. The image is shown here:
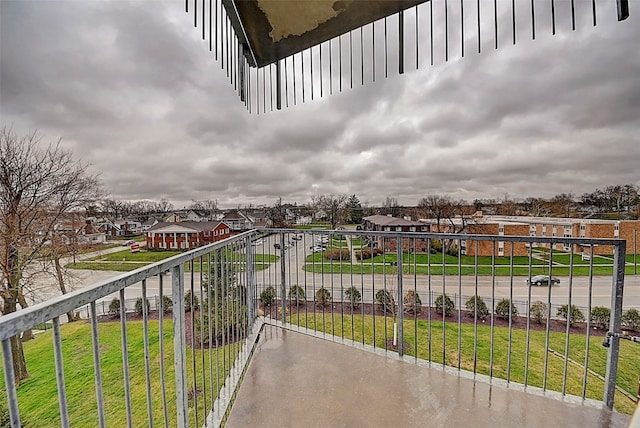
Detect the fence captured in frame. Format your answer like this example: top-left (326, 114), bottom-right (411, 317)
top-left (0, 228), bottom-right (636, 427)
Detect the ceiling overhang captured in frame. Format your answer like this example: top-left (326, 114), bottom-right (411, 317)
top-left (224, 0), bottom-right (427, 67)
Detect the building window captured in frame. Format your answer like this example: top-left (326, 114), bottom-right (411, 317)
top-left (410, 226), bottom-right (416, 232)
top-left (421, 226), bottom-right (428, 231)
top-left (498, 247), bottom-right (504, 256)
top-left (385, 227), bottom-right (390, 231)
top-left (171, 242), bottom-right (176, 249)
top-left (614, 223), bottom-right (619, 237)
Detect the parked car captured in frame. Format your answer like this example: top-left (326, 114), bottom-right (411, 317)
top-left (273, 243), bottom-right (281, 250)
top-left (526, 275), bottom-right (560, 286)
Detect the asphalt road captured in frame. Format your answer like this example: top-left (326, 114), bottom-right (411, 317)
top-left (24, 236), bottom-right (640, 315)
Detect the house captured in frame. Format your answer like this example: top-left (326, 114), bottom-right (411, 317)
top-left (362, 215), bottom-right (430, 252)
top-left (146, 221), bottom-right (231, 250)
top-left (221, 210), bottom-right (254, 231)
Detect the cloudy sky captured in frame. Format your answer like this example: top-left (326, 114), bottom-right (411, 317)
top-left (1, 0), bottom-right (639, 209)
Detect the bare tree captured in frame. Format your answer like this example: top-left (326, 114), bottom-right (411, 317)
top-left (382, 196), bottom-right (402, 217)
top-left (190, 198), bottom-right (219, 219)
top-left (417, 195), bottom-right (473, 254)
top-left (267, 197), bottom-right (287, 227)
top-left (0, 127), bottom-right (100, 383)
top-left (311, 194), bottom-right (347, 229)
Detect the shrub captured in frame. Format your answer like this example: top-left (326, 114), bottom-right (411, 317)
top-left (447, 245), bottom-right (459, 257)
top-left (530, 301), bottom-right (548, 324)
top-left (465, 296), bottom-right (489, 321)
top-left (375, 289), bottom-right (395, 314)
top-left (355, 248), bottom-right (382, 260)
top-left (429, 240), bottom-right (443, 254)
top-left (403, 290), bottom-right (422, 315)
top-left (184, 290), bottom-right (200, 312)
top-left (161, 295), bottom-right (173, 314)
top-left (108, 298), bottom-right (121, 317)
top-left (315, 287), bottom-right (331, 308)
top-left (324, 248), bottom-right (350, 260)
top-left (622, 308), bottom-right (640, 331)
top-left (557, 305), bottom-right (585, 327)
top-left (134, 297), bottom-right (150, 316)
top-left (434, 294), bottom-right (454, 317)
top-left (288, 285), bottom-right (306, 305)
top-left (590, 306), bottom-right (611, 330)
top-left (260, 286), bottom-right (277, 307)
top-left (495, 299), bottom-right (518, 320)
top-left (234, 285), bottom-right (247, 304)
top-left (344, 286), bottom-right (362, 309)
top-left (195, 303), bottom-right (248, 344)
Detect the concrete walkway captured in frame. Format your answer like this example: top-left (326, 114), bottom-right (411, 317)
top-left (226, 325), bottom-right (631, 428)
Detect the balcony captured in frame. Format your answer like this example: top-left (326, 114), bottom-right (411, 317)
top-left (1, 229), bottom-right (638, 427)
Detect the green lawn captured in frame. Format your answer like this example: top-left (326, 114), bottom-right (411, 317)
top-left (0, 320), bottom-right (239, 427)
top-left (302, 261), bottom-right (637, 276)
top-left (69, 250), bottom-right (278, 273)
top-left (290, 314), bottom-right (638, 415)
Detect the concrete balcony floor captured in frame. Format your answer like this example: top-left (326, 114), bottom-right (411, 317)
top-left (226, 325), bottom-right (631, 428)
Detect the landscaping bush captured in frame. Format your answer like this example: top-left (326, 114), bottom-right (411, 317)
top-left (260, 286), bottom-right (277, 307)
top-left (161, 295), bottom-right (173, 314)
top-left (234, 285), bottom-right (248, 305)
top-left (375, 289), bottom-right (395, 314)
top-left (134, 297), bottom-right (150, 316)
top-left (184, 290), bottom-right (199, 312)
top-left (195, 303), bottom-right (248, 345)
top-left (288, 285), bottom-right (306, 305)
top-left (344, 286), bottom-right (362, 309)
top-left (324, 248), bottom-right (350, 260)
top-left (434, 294), bottom-right (454, 317)
top-left (429, 240), bottom-right (443, 254)
top-left (465, 296), bottom-right (488, 321)
top-left (315, 287), bottom-right (331, 308)
top-left (108, 298), bottom-right (121, 317)
top-left (622, 308), bottom-right (640, 331)
top-left (590, 306), bottom-right (611, 330)
top-left (355, 248), bottom-right (382, 260)
top-left (557, 304), bottom-right (585, 327)
top-left (403, 290), bottom-right (422, 315)
top-left (530, 301), bottom-right (548, 324)
top-left (495, 299), bottom-right (518, 320)
top-left (447, 245), bottom-right (459, 257)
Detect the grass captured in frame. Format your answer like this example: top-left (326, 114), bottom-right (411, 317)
top-left (303, 250), bottom-right (640, 276)
top-left (69, 250), bottom-right (278, 272)
top-left (0, 320), bottom-right (239, 427)
top-left (289, 314), bottom-right (639, 415)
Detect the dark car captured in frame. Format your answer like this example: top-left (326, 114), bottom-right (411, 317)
top-left (273, 243), bottom-right (281, 250)
top-left (526, 275), bottom-right (560, 286)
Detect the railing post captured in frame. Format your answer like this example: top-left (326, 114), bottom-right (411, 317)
top-left (396, 235), bottom-right (404, 357)
top-left (246, 235), bottom-right (256, 326)
top-left (172, 264), bottom-right (188, 427)
top-left (280, 232), bottom-right (287, 325)
top-left (604, 240), bottom-right (626, 409)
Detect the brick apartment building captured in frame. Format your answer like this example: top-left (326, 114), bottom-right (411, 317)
top-left (146, 221), bottom-right (231, 250)
top-left (428, 215), bottom-right (640, 257)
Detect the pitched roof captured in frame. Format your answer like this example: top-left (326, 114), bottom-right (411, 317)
top-left (363, 215), bottom-right (424, 227)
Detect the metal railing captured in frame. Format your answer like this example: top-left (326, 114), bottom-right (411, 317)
top-left (1, 228), bottom-right (636, 427)
top-left (255, 229), bottom-right (635, 414)
top-left (1, 231), bottom-right (259, 428)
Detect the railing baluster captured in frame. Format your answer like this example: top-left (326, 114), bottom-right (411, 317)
top-left (141, 280), bottom-right (154, 427)
top-left (172, 264), bottom-right (188, 428)
top-left (158, 275), bottom-right (170, 428)
top-left (119, 289), bottom-right (133, 428)
top-left (604, 239), bottom-right (626, 409)
top-left (90, 302), bottom-right (106, 428)
top-left (52, 316), bottom-right (69, 427)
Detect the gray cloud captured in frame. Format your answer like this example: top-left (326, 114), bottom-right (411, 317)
top-left (1, 0), bottom-right (638, 209)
